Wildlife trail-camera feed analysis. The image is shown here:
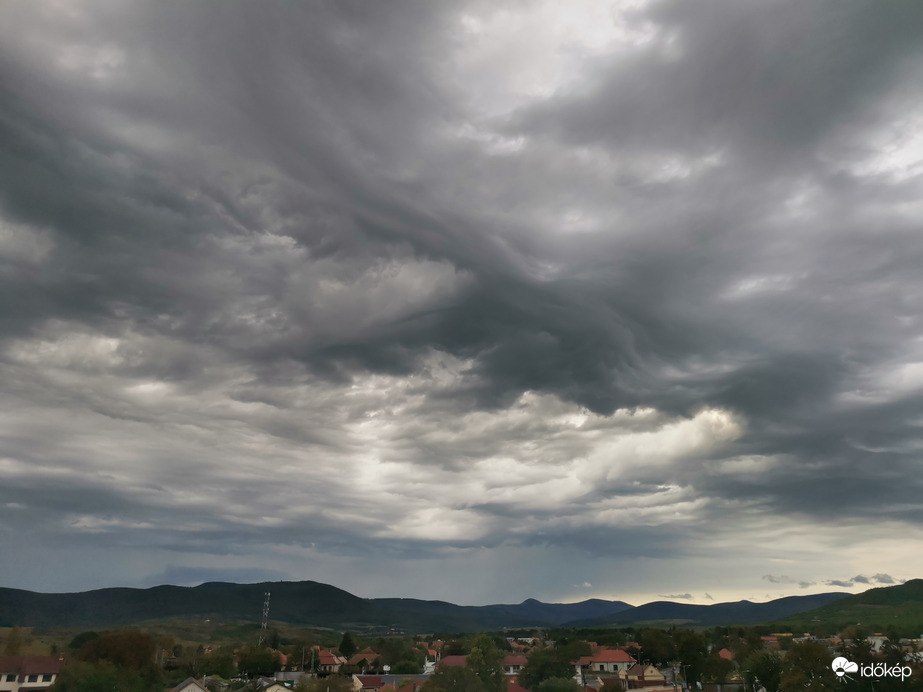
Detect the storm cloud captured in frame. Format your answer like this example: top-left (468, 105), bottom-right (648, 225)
top-left (1, 0), bottom-right (922, 604)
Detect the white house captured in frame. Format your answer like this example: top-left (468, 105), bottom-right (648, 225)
top-left (0, 656), bottom-right (66, 692)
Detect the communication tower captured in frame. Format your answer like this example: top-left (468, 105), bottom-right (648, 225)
top-left (258, 591), bottom-right (271, 645)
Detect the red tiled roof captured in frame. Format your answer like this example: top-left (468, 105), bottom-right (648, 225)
top-left (718, 648), bottom-right (734, 661)
top-left (358, 676), bottom-right (384, 688)
top-left (590, 649), bottom-right (636, 663)
top-left (508, 681), bottom-right (530, 692)
top-left (0, 655), bottom-right (66, 677)
top-left (318, 650), bottom-right (346, 665)
top-left (438, 655), bottom-right (468, 667)
top-left (626, 665), bottom-right (664, 678)
top-left (350, 653), bottom-right (381, 665)
top-left (503, 655), bottom-right (528, 666)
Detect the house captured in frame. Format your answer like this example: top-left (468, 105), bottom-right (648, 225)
top-left (0, 656), bottom-right (67, 692)
top-left (355, 675), bottom-right (385, 691)
top-left (349, 652), bottom-right (381, 670)
top-left (171, 677), bottom-right (209, 692)
top-left (318, 650), bottom-right (348, 674)
top-left (503, 654), bottom-right (528, 676)
top-left (575, 648), bottom-right (637, 677)
top-left (624, 664), bottom-right (666, 688)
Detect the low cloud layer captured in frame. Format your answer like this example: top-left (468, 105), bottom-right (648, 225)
top-left (1, 0), bottom-right (923, 603)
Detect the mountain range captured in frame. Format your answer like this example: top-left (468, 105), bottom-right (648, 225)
top-left (0, 580), bottom-right (855, 632)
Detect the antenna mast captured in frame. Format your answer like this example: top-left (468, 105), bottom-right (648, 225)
top-left (258, 591), bottom-right (271, 645)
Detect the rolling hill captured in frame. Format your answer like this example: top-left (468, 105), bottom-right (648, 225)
top-left (777, 579), bottom-right (923, 631)
top-left (564, 592), bottom-right (850, 627)
top-left (0, 580), bottom-right (879, 632)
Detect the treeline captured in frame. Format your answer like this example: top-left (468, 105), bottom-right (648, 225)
top-left (43, 621), bottom-right (923, 692)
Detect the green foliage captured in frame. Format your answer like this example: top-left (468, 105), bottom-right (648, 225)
top-left (727, 628), bottom-right (764, 662)
top-left (379, 637), bottom-right (424, 667)
top-left (467, 635), bottom-right (505, 692)
top-left (50, 660), bottom-right (162, 692)
top-left (780, 579), bottom-right (923, 634)
top-left (672, 630), bottom-right (706, 687)
top-left (444, 639), bottom-right (469, 656)
top-left (2, 625), bottom-right (25, 655)
top-left (339, 631), bottom-right (357, 659)
top-left (202, 645), bottom-right (237, 678)
top-left (392, 660), bottom-right (423, 674)
top-left (77, 630), bottom-right (157, 671)
top-left (422, 665), bottom-right (486, 692)
top-left (517, 646), bottom-right (578, 691)
top-left (237, 644), bottom-right (281, 677)
top-left (778, 641), bottom-right (836, 692)
top-left (701, 649), bottom-right (734, 683)
top-left (742, 649), bottom-right (781, 692)
top-left (639, 629), bottom-right (675, 665)
top-left (536, 677), bottom-right (581, 692)
top-left (295, 675), bottom-right (355, 692)
top-left (599, 680), bottom-right (625, 692)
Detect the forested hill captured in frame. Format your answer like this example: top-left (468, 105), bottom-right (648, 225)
top-left (0, 581), bottom-right (631, 631)
top-left (0, 579), bottom-right (870, 631)
top-left (777, 579), bottom-right (923, 630)
top-left (567, 592), bottom-right (850, 627)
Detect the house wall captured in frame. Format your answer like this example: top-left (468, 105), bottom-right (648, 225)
top-left (0, 672), bottom-right (57, 691)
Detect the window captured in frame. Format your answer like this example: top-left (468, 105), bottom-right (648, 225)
top-left (43, 674), bottom-right (54, 681)
top-left (28, 674), bottom-right (39, 682)
top-left (4, 674), bottom-right (16, 682)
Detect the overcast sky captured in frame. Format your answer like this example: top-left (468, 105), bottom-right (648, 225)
top-left (1, 0), bottom-right (922, 608)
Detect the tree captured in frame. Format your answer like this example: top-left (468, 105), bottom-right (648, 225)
top-left (779, 642), bottom-right (836, 692)
top-left (339, 632), bottom-right (358, 660)
top-left (640, 629), bottom-right (675, 666)
top-left (392, 660), bottom-right (423, 674)
top-left (444, 640), bottom-right (469, 656)
top-left (50, 660), bottom-right (160, 692)
top-left (742, 649), bottom-right (781, 692)
top-left (3, 626), bottom-right (25, 656)
top-left (295, 675), bottom-right (355, 692)
top-left (202, 646), bottom-right (236, 679)
top-left (672, 630), bottom-right (707, 688)
top-left (237, 645), bottom-right (282, 678)
top-left (77, 630), bottom-right (157, 671)
top-left (68, 632), bottom-right (99, 651)
top-left (599, 680), bottom-right (625, 692)
top-left (536, 678), bottom-right (581, 692)
top-left (467, 635), bottom-right (505, 692)
top-left (517, 648), bottom-right (575, 691)
top-left (422, 665), bottom-right (485, 692)
top-left (49, 661), bottom-right (121, 692)
top-left (701, 649), bottom-right (734, 683)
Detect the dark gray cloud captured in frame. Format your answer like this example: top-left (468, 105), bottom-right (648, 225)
top-left (823, 574), bottom-right (904, 588)
top-left (1, 0), bottom-right (922, 602)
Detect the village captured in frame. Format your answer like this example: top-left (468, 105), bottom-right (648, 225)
top-left (3, 626), bottom-right (922, 692)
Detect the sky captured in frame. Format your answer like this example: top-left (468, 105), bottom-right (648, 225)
top-left (1, 0), bottom-right (923, 608)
